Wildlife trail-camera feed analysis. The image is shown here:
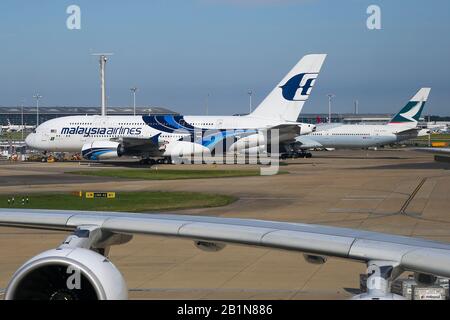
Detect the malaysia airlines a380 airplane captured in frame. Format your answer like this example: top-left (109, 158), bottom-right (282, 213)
top-left (26, 54), bottom-right (326, 163)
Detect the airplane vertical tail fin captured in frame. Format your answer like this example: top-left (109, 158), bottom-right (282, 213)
top-left (249, 54), bottom-right (327, 122)
top-left (388, 88), bottom-right (431, 126)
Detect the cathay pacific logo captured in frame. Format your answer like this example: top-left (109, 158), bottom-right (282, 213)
top-left (390, 101), bottom-right (425, 124)
top-left (398, 101), bottom-right (423, 122)
top-left (280, 73), bottom-right (317, 101)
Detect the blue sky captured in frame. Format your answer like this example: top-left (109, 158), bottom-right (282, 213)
top-left (1, 0), bottom-right (449, 115)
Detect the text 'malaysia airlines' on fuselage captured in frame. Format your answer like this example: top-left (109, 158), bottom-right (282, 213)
top-left (25, 54), bottom-right (326, 163)
top-left (295, 88), bottom-right (431, 150)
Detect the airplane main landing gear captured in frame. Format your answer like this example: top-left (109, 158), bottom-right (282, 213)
top-left (156, 157), bottom-right (173, 165)
top-left (140, 157), bottom-right (173, 165)
top-left (280, 151), bottom-right (312, 159)
top-left (139, 158), bottom-right (157, 165)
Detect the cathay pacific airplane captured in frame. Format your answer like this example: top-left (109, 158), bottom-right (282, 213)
top-left (293, 88), bottom-right (431, 154)
top-left (2, 119), bottom-right (35, 133)
top-left (25, 54), bottom-right (326, 163)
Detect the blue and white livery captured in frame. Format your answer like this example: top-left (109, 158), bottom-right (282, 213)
top-left (25, 54), bottom-right (326, 162)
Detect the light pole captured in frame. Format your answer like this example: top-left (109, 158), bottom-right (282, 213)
top-left (130, 87), bottom-right (138, 116)
top-left (92, 53), bottom-right (113, 116)
top-left (354, 99), bottom-right (359, 115)
top-left (327, 94), bottom-right (335, 124)
top-left (205, 93), bottom-right (210, 116)
top-left (21, 99), bottom-right (25, 141)
top-left (248, 90), bottom-right (253, 114)
top-left (33, 94), bottom-right (42, 126)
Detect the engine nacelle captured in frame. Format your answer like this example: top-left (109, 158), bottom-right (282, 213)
top-left (298, 123), bottom-right (316, 135)
top-left (230, 133), bottom-right (265, 152)
top-left (164, 141), bottom-right (211, 158)
top-left (5, 248), bottom-right (127, 300)
top-left (82, 141), bottom-right (124, 160)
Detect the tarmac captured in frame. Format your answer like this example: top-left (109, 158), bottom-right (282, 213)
top-left (0, 149), bottom-right (450, 299)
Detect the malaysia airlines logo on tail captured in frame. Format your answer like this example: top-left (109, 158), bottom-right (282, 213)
top-left (280, 73), bottom-right (318, 101)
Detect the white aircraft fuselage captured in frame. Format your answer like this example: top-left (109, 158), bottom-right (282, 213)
top-left (25, 54), bottom-right (327, 160)
top-left (26, 114), bottom-right (315, 157)
top-left (297, 123), bottom-right (428, 149)
top-left (296, 88), bottom-right (431, 150)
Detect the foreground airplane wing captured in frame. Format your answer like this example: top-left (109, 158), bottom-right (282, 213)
top-left (1, 208), bottom-right (450, 300)
top-left (415, 147), bottom-right (450, 155)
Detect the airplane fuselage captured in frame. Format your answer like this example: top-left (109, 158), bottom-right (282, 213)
top-left (297, 124), bottom-right (423, 149)
top-left (26, 114), bottom-right (315, 155)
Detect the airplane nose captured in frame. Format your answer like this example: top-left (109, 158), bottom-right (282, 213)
top-left (25, 134), bottom-right (36, 148)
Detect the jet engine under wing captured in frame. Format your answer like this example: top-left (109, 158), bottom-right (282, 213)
top-left (2, 208), bottom-right (450, 280)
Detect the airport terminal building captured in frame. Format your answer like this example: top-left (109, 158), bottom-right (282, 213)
top-left (298, 113), bottom-right (394, 124)
top-left (0, 107), bottom-right (440, 128)
top-left (0, 106), bottom-right (178, 126)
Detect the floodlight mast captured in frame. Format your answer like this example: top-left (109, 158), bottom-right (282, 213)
top-left (130, 87), bottom-right (138, 116)
top-left (33, 94), bottom-right (42, 126)
top-left (327, 94), bottom-right (335, 124)
top-left (92, 53), bottom-right (114, 116)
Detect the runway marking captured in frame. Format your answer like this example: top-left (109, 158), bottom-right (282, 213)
top-left (328, 208), bottom-right (374, 214)
top-left (344, 195), bottom-right (386, 199)
top-left (128, 288), bottom-right (349, 296)
top-left (240, 197), bottom-right (298, 200)
top-left (399, 178), bottom-right (427, 215)
top-left (342, 198), bottom-right (384, 201)
top-left (130, 288), bottom-right (298, 293)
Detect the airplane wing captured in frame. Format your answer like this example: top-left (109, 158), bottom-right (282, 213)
top-left (395, 127), bottom-right (422, 135)
top-left (111, 135), bottom-right (164, 155)
top-left (269, 124), bottom-right (305, 145)
top-left (294, 136), bottom-right (323, 149)
top-left (1, 208), bottom-right (450, 300)
top-left (415, 147), bottom-right (450, 155)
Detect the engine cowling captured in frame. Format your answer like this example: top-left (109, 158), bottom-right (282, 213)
top-left (5, 248), bottom-right (127, 300)
top-left (230, 133), bottom-right (265, 152)
top-left (164, 141), bottom-right (211, 158)
top-left (81, 141), bottom-right (124, 160)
